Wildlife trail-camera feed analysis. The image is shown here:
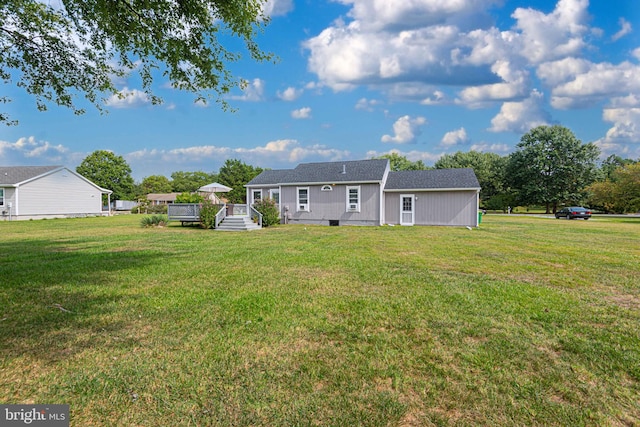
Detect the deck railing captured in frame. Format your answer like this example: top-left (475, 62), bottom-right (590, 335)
top-left (249, 205), bottom-right (263, 227)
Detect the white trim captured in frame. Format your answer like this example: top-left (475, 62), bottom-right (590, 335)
top-left (385, 187), bottom-right (481, 193)
top-left (346, 185), bottom-right (361, 212)
top-left (269, 188), bottom-right (281, 212)
top-left (321, 185), bottom-right (333, 191)
top-left (0, 188), bottom-right (3, 207)
top-left (400, 194), bottom-right (415, 226)
top-left (297, 187), bottom-right (309, 212)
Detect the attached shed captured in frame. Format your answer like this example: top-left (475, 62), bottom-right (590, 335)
top-left (383, 169), bottom-right (481, 227)
top-left (0, 165), bottom-right (112, 220)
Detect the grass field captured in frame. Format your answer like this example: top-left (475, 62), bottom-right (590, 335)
top-left (1, 215), bottom-right (639, 426)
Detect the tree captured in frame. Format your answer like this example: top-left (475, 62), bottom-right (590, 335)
top-left (588, 163), bottom-right (640, 213)
top-left (506, 125), bottom-right (600, 213)
top-left (141, 175), bottom-right (172, 194)
top-left (1, 0), bottom-right (273, 124)
top-left (373, 153), bottom-right (428, 171)
top-left (435, 151), bottom-right (507, 202)
top-left (600, 154), bottom-right (636, 181)
top-left (217, 159), bottom-right (263, 203)
top-left (76, 150), bottom-right (134, 201)
top-left (171, 171), bottom-right (217, 193)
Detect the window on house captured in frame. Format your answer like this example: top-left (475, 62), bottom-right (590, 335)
top-left (321, 185), bottom-right (333, 191)
top-left (346, 186), bottom-right (360, 212)
top-left (297, 187), bottom-right (309, 211)
top-left (269, 189), bottom-right (280, 205)
top-left (252, 190), bottom-right (262, 204)
top-left (0, 188), bottom-right (4, 206)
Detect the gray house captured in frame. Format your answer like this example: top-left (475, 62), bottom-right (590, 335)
top-left (246, 159), bottom-right (481, 227)
top-left (0, 166), bottom-right (112, 220)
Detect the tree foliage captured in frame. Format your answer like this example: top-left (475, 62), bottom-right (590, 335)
top-left (1, 0), bottom-right (273, 124)
top-left (76, 150), bottom-right (134, 201)
top-left (588, 163), bottom-right (640, 213)
top-left (141, 175), bottom-right (172, 194)
top-left (218, 159), bottom-right (263, 203)
top-left (506, 125), bottom-right (600, 213)
top-left (373, 153), bottom-right (427, 171)
top-left (171, 171), bottom-right (217, 193)
top-left (435, 150), bottom-right (507, 202)
top-left (252, 197), bottom-right (279, 227)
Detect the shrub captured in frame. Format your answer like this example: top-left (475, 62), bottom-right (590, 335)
top-left (140, 214), bottom-right (168, 227)
top-left (175, 192), bottom-right (205, 203)
top-left (199, 199), bottom-right (221, 229)
top-left (252, 198), bottom-right (280, 227)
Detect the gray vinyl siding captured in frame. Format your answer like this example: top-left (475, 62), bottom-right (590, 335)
top-left (17, 169), bottom-right (103, 216)
top-left (385, 191), bottom-right (478, 226)
top-left (282, 183), bottom-right (381, 226)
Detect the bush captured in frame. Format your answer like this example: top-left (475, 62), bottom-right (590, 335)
top-left (199, 199), bottom-right (221, 229)
top-left (175, 192), bottom-right (205, 203)
top-left (140, 214), bottom-right (168, 227)
top-left (252, 198), bottom-right (280, 227)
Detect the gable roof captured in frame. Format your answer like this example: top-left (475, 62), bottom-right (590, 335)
top-left (0, 165), bottom-right (112, 193)
top-left (384, 168), bottom-right (480, 191)
top-left (0, 166), bottom-right (61, 186)
top-left (247, 159), bottom-right (389, 186)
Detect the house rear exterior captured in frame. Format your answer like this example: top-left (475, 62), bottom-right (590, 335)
top-left (246, 159), bottom-right (481, 227)
top-left (0, 166), bottom-right (112, 220)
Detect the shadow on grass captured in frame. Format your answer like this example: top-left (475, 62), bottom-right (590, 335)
top-left (0, 238), bottom-right (169, 362)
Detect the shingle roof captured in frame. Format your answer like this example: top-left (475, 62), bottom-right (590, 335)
top-left (384, 168), bottom-right (480, 190)
top-left (247, 159), bottom-right (389, 186)
top-left (0, 166), bottom-right (61, 186)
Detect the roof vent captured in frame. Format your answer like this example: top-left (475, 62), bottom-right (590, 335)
top-left (341, 164), bottom-right (346, 174)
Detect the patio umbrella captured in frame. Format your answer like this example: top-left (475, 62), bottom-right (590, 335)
top-left (198, 182), bottom-right (232, 193)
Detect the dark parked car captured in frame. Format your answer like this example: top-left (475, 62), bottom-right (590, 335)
top-left (555, 207), bottom-right (591, 220)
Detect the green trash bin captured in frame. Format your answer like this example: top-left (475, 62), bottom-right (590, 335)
top-left (478, 211), bottom-right (483, 224)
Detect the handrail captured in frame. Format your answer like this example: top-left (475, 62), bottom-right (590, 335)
top-left (215, 203), bottom-right (227, 228)
top-left (249, 205), bottom-right (263, 227)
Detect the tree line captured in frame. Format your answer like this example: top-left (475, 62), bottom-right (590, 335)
top-left (76, 125), bottom-right (640, 214)
top-left (376, 125), bottom-right (639, 214)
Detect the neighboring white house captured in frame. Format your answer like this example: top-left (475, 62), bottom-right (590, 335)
top-left (246, 159), bottom-right (481, 227)
top-left (0, 166), bottom-right (112, 220)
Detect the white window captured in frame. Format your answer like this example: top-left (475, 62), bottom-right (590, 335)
top-left (269, 189), bottom-right (280, 205)
top-left (252, 190), bottom-right (262, 204)
top-left (0, 188), bottom-right (3, 207)
top-left (346, 186), bottom-right (360, 212)
top-left (297, 187), bottom-right (309, 212)
top-left (321, 185), bottom-right (333, 191)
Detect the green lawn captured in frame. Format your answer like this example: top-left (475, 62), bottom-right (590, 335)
top-left (1, 215), bottom-right (638, 426)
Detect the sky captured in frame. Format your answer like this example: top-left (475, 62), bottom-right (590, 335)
top-left (1, 0), bottom-right (639, 180)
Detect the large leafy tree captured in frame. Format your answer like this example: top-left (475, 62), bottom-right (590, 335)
top-left (434, 150), bottom-right (507, 202)
top-left (218, 159), bottom-right (262, 203)
top-left (507, 125), bottom-right (600, 213)
top-left (141, 175), bottom-right (172, 194)
top-left (373, 153), bottom-right (428, 171)
top-left (76, 150), bottom-right (135, 201)
top-left (1, 0), bottom-right (273, 124)
top-left (171, 171), bottom-right (217, 193)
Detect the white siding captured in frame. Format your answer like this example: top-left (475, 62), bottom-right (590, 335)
top-left (18, 169), bottom-right (103, 216)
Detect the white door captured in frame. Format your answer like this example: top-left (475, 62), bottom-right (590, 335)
top-left (400, 194), bottom-right (414, 226)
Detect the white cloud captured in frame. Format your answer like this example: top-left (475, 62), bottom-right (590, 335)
top-left (549, 61), bottom-right (640, 109)
top-left (291, 107), bottom-right (312, 119)
top-left (489, 90), bottom-right (552, 133)
top-left (355, 98), bottom-right (382, 111)
top-left (0, 136), bottom-right (68, 160)
top-left (381, 115), bottom-right (427, 144)
top-left (228, 78), bottom-right (265, 102)
top-left (469, 143), bottom-right (510, 153)
top-left (511, 0), bottom-right (589, 64)
top-left (441, 127), bottom-right (469, 147)
top-left (277, 87), bottom-right (303, 101)
top-left (421, 90), bottom-right (445, 105)
top-left (104, 87), bottom-right (150, 109)
top-left (598, 108), bottom-right (640, 144)
top-left (633, 48), bottom-right (640, 61)
top-left (262, 0), bottom-right (294, 17)
top-left (612, 18), bottom-right (632, 41)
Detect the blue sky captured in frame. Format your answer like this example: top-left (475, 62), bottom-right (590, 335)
top-left (1, 0), bottom-right (639, 180)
